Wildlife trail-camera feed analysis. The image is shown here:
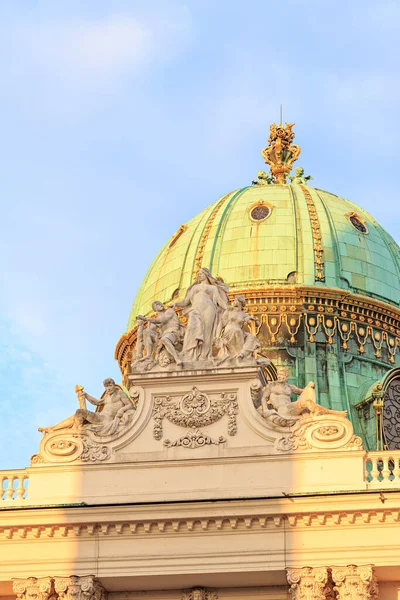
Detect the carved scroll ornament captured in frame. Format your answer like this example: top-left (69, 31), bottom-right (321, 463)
top-left (153, 386), bottom-right (238, 442)
top-left (164, 428), bottom-right (226, 448)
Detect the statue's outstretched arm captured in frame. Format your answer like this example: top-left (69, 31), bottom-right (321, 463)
top-left (290, 385), bottom-right (304, 396)
top-left (173, 294), bottom-right (190, 308)
top-left (85, 393), bottom-right (103, 407)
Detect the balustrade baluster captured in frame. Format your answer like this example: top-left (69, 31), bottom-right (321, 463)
top-left (370, 457), bottom-right (380, 482)
top-left (382, 456), bottom-right (391, 481)
top-left (5, 477), bottom-right (14, 500)
top-left (394, 458), bottom-right (400, 481)
top-left (16, 477), bottom-right (25, 500)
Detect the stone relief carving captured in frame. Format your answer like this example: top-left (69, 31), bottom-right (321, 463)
top-left (34, 379), bottom-right (137, 464)
top-left (331, 565), bottom-right (378, 600)
top-left (132, 269), bottom-right (270, 373)
top-left (153, 386), bottom-right (238, 443)
top-left (164, 428), bottom-right (226, 448)
top-left (81, 440), bottom-right (111, 462)
top-left (286, 567), bottom-right (335, 600)
top-left (182, 588), bottom-right (218, 600)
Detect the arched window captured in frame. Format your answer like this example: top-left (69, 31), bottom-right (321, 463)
top-left (383, 376), bottom-right (400, 449)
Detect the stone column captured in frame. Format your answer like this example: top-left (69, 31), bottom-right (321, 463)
top-left (12, 577), bottom-right (107, 600)
top-left (331, 565), bottom-right (379, 600)
top-left (286, 567), bottom-right (335, 600)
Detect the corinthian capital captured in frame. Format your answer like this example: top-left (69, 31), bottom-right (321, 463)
top-left (332, 565), bottom-right (378, 600)
top-left (286, 567), bottom-right (335, 600)
top-left (12, 578), bottom-right (55, 600)
top-left (53, 576), bottom-right (106, 600)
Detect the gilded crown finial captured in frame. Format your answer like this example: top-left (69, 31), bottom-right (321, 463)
top-left (260, 122), bottom-right (301, 184)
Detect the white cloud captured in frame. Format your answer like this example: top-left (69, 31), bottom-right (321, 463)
top-left (11, 9), bottom-right (192, 81)
top-left (30, 18), bottom-right (152, 75)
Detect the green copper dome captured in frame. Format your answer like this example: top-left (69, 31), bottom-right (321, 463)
top-left (128, 184), bottom-right (400, 330)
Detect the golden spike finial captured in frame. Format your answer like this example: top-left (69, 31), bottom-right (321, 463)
top-left (261, 122), bottom-right (301, 184)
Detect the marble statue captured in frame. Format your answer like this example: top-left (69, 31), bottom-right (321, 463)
top-left (136, 300), bottom-right (183, 367)
top-left (172, 268), bottom-right (229, 362)
top-left (259, 368), bottom-right (347, 427)
top-left (289, 167), bottom-right (313, 185)
top-left (215, 295), bottom-right (262, 362)
top-left (38, 378), bottom-right (134, 437)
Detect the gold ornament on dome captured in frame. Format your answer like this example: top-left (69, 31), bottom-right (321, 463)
top-left (261, 122), bottom-right (301, 184)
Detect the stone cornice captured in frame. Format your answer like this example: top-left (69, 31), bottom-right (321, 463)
top-left (1, 506), bottom-right (400, 540)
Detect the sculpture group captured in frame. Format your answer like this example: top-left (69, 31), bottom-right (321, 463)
top-left (37, 268), bottom-right (352, 455)
top-left (133, 267), bottom-right (267, 372)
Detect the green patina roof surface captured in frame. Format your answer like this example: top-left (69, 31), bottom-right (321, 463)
top-left (128, 184), bottom-right (400, 331)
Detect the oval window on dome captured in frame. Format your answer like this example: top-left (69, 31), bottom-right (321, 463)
top-left (249, 201), bottom-right (273, 222)
top-left (345, 211), bottom-right (368, 234)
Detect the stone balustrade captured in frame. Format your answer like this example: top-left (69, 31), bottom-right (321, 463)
top-left (365, 451), bottom-right (400, 485)
top-left (2, 452), bottom-right (400, 506)
top-left (0, 470), bottom-right (29, 502)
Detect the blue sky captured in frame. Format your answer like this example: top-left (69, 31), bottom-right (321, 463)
top-left (1, 0), bottom-right (399, 469)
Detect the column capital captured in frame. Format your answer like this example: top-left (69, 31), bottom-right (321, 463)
top-left (12, 576), bottom-right (107, 600)
top-left (12, 578), bottom-right (55, 600)
top-left (54, 576), bottom-right (106, 600)
top-left (286, 566), bottom-right (335, 600)
top-left (331, 565), bottom-right (378, 600)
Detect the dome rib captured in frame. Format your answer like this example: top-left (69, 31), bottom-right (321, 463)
top-left (314, 188), bottom-right (343, 289)
top-left (209, 187), bottom-right (249, 276)
top-left (287, 184), bottom-right (300, 278)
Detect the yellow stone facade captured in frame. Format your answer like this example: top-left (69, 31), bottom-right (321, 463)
top-left (2, 124), bottom-right (400, 600)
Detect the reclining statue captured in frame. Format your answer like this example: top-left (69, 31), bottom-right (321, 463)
top-left (259, 368), bottom-right (347, 427)
top-left (38, 378), bottom-right (134, 437)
